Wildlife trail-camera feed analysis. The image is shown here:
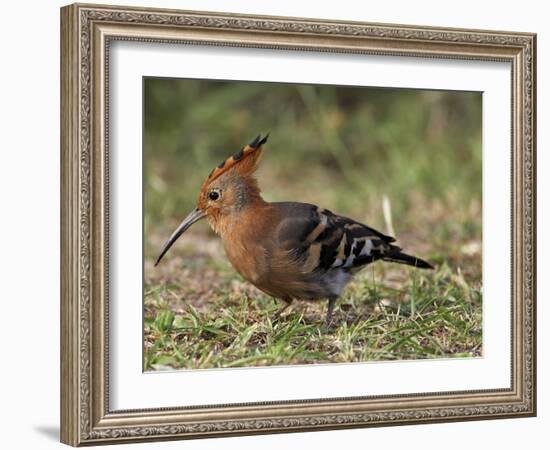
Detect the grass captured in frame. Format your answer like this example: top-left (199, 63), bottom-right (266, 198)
top-left (144, 266), bottom-right (481, 370)
top-left (143, 78), bottom-right (482, 371)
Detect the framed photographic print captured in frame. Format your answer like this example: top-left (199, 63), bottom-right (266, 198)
top-left (60, 3), bottom-right (536, 446)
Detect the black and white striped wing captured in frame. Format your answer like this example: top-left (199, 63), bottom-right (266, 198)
top-left (274, 202), bottom-right (398, 273)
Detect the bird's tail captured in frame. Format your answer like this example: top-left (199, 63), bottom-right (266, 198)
top-left (383, 250), bottom-right (434, 269)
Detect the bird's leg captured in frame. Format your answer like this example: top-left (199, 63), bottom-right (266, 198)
top-left (273, 299), bottom-right (292, 321)
top-left (323, 296), bottom-right (338, 329)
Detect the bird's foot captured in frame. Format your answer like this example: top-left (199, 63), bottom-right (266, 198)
top-left (271, 302), bottom-right (292, 323)
top-left (321, 296), bottom-right (338, 332)
top-left (322, 320), bottom-right (334, 332)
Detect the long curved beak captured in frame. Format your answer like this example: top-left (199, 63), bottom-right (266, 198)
top-left (154, 208), bottom-right (206, 266)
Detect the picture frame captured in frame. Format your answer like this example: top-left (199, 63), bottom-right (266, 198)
top-left (60, 2), bottom-right (536, 446)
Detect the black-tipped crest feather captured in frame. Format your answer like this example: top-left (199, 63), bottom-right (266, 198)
top-left (202, 133), bottom-right (269, 188)
top-left (249, 133), bottom-right (269, 148)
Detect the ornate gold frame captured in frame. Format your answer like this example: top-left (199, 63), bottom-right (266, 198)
top-left (60, 3), bottom-right (536, 446)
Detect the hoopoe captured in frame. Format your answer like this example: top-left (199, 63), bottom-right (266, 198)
top-left (155, 134), bottom-right (433, 327)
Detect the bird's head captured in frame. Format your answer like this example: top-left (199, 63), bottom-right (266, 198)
top-left (155, 134), bottom-right (268, 266)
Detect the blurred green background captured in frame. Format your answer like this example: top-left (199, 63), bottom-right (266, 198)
top-left (144, 78), bottom-right (481, 265)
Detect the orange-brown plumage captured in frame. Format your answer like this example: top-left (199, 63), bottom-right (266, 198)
top-left (155, 134), bottom-right (434, 327)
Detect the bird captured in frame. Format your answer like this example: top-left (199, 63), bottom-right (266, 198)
top-left (155, 134), bottom-right (433, 328)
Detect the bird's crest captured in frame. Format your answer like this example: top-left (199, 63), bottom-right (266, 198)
top-left (201, 134), bottom-right (268, 191)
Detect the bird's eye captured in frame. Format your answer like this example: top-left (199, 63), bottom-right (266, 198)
top-left (208, 190), bottom-right (220, 201)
